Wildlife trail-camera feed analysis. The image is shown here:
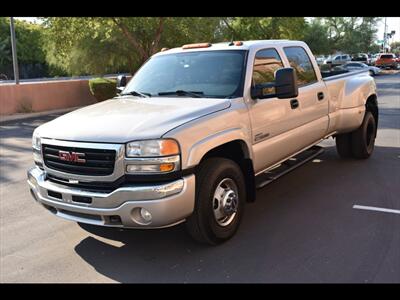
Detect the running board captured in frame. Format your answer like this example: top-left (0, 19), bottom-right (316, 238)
top-left (255, 146), bottom-right (324, 189)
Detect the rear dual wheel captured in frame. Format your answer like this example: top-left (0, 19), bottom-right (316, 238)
top-left (336, 111), bottom-right (376, 159)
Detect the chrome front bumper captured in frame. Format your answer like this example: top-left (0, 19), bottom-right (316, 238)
top-left (27, 167), bottom-right (195, 228)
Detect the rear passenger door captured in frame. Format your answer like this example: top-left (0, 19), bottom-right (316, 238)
top-left (282, 46), bottom-right (329, 147)
top-left (248, 48), bottom-right (302, 172)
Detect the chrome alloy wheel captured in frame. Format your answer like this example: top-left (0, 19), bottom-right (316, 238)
top-left (212, 178), bottom-right (239, 227)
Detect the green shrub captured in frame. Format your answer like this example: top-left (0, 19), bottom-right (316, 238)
top-left (88, 78), bottom-right (117, 102)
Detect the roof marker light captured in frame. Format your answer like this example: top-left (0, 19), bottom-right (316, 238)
top-left (229, 41), bottom-right (243, 46)
top-left (182, 43), bottom-right (212, 49)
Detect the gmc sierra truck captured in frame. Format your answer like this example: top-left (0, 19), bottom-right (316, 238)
top-left (28, 40), bottom-right (378, 245)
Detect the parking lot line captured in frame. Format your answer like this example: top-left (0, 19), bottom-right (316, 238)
top-left (353, 205), bottom-right (400, 215)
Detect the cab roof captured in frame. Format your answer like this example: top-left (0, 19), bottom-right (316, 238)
top-left (154, 40), bottom-right (305, 57)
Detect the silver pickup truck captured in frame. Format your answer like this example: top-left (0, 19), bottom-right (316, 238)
top-left (28, 40), bottom-right (378, 245)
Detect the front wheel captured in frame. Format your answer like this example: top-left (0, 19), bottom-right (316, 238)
top-left (185, 157), bottom-right (246, 245)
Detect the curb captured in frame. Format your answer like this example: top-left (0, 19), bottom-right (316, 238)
top-left (0, 107), bottom-right (81, 124)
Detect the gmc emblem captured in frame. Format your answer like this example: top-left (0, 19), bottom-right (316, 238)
top-left (58, 150), bottom-right (86, 163)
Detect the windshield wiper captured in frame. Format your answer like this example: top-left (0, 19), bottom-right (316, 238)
top-left (120, 90), bottom-right (151, 98)
top-left (158, 90), bottom-right (204, 98)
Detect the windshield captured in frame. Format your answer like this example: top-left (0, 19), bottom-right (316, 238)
top-left (123, 50), bottom-right (247, 98)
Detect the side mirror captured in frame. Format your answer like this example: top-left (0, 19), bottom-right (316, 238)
top-left (116, 75), bottom-right (127, 93)
top-left (274, 67), bottom-right (298, 99)
top-left (251, 67), bottom-right (298, 100)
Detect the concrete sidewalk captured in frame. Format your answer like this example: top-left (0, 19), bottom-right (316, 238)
top-left (0, 107), bottom-right (80, 124)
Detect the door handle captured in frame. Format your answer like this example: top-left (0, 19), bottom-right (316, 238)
top-left (290, 99), bottom-right (299, 109)
top-left (317, 92), bottom-right (324, 101)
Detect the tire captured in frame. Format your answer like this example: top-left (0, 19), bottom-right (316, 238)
top-left (185, 157), bottom-right (246, 245)
top-left (335, 132), bottom-right (353, 158)
top-left (335, 111), bottom-right (377, 159)
top-left (351, 111), bottom-right (376, 159)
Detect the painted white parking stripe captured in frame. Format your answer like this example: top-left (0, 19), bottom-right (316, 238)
top-left (353, 205), bottom-right (400, 215)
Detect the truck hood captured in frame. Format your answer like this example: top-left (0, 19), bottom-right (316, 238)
top-left (37, 96), bottom-right (231, 143)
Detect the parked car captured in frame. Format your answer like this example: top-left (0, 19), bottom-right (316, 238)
top-left (375, 53), bottom-right (398, 69)
top-left (370, 53), bottom-right (380, 66)
top-left (324, 54), bottom-right (352, 66)
top-left (28, 40), bottom-right (378, 244)
top-left (342, 62), bottom-right (381, 76)
top-left (316, 55), bottom-right (328, 66)
top-left (352, 53), bottom-right (370, 65)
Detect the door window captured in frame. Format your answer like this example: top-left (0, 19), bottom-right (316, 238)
top-left (284, 46), bottom-right (318, 86)
top-left (252, 48), bottom-right (284, 96)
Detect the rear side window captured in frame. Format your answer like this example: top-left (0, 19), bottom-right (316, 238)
top-left (252, 48), bottom-right (284, 95)
top-left (284, 46), bottom-right (318, 86)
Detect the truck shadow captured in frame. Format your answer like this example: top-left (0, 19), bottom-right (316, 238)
top-left (74, 144), bottom-right (400, 283)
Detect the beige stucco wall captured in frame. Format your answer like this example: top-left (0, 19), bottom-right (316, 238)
top-left (0, 79), bottom-right (98, 116)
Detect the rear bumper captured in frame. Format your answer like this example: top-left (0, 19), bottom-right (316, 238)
top-left (376, 62), bottom-right (398, 68)
top-left (27, 167), bottom-right (195, 228)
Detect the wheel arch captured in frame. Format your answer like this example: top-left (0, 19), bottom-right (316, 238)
top-left (199, 139), bottom-right (256, 203)
top-left (365, 94), bottom-right (378, 131)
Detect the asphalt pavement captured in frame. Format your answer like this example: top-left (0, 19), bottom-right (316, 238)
top-left (0, 74), bottom-right (399, 283)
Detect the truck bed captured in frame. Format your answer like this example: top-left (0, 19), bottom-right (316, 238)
top-left (321, 69), bottom-right (368, 81)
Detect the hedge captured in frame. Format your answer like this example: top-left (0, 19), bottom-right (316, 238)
top-left (88, 78), bottom-right (117, 102)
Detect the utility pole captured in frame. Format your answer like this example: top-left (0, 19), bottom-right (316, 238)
top-left (383, 17), bottom-right (387, 53)
top-left (10, 17), bottom-right (19, 84)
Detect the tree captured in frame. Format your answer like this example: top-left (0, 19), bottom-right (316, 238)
top-left (320, 17), bottom-right (380, 54)
top-left (220, 17), bottom-right (306, 41)
top-left (303, 19), bottom-right (330, 55)
top-left (390, 41), bottom-right (400, 54)
top-left (42, 17), bottom-right (222, 76)
top-left (0, 17), bottom-right (49, 78)
top-left (9, 17), bottom-right (383, 78)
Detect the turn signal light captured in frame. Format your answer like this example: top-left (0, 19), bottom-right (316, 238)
top-left (160, 140), bottom-right (180, 156)
top-left (159, 163), bottom-right (175, 172)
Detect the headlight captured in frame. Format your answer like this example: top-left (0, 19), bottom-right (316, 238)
top-left (125, 139), bottom-right (181, 174)
top-left (126, 139), bottom-right (179, 157)
top-left (32, 130), bottom-right (42, 164)
top-left (32, 130), bottom-right (41, 152)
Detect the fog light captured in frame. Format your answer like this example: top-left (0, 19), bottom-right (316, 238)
top-left (140, 208), bottom-right (152, 222)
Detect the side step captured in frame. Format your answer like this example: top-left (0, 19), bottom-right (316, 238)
top-left (255, 146), bottom-right (324, 189)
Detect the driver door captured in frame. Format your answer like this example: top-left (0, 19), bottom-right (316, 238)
top-left (247, 48), bottom-right (302, 173)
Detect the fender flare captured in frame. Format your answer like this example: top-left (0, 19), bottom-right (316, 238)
top-left (185, 127), bottom-right (253, 168)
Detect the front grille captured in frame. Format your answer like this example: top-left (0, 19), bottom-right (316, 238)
top-left (42, 144), bottom-right (116, 176)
